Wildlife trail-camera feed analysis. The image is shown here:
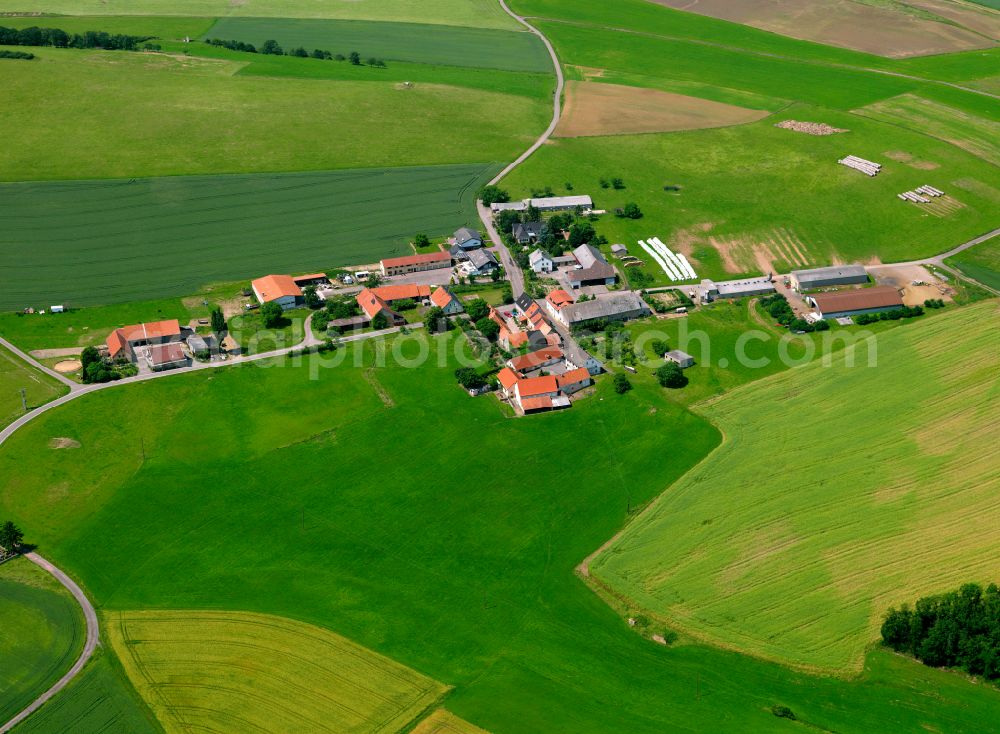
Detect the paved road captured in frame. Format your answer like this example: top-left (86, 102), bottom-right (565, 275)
top-left (0, 553), bottom-right (100, 733)
top-left (0, 336), bottom-right (81, 392)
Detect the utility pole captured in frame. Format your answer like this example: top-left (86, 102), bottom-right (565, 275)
top-left (19, 388), bottom-right (27, 414)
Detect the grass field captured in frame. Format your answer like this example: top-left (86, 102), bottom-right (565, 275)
top-left (855, 93), bottom-right (1000, 166)
top-left (203, 17), bottom-right (551, 72)
top-left (106, 609), bottom-right (446, 733)
top-left (0, 0), bottom-right (521, 29)
top-left (0, 164), bottom-right (496, 311)
top-left (0, 48), bottom-right (547, 181)
top-left (593, 302), bottom-right (1000, 672)
top-left (504, 107), bottom-right (1000, 281)
top-left (0, 557), bottom-right (83, 724)
top-left (0, 14), bottom-right (213, 38)
top-left (0, 343), bottom-right (67, 428)
top-left (3, 333), bottom-right (1000, 731)
top-left (947, 240), bottom-right (1000, 290)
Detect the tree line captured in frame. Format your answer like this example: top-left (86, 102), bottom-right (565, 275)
top-left (207, 37), bottom-right (386, 66)
top-left (882, 583), bottom-right (1000, 681)
top-left (0, 25), bottom-right (153, 50)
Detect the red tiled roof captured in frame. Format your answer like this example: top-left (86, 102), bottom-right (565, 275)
top-left (430, 287), bottom-right (455, 309)
top-left (381, 251), bottom-right (451, 268)
top-left (106, 329), bottom-right (128, 358)
top-left (252, 274), bottom-right (302, 302)
top-left (357, 288), bottom-right (390, 319)
top-left (372, 284), bottom-right (432, 302)
top-left (546, 289), bottom-right (574, 309)
top-left (509, 346), bottom-right (563, 373)
top-left (292, 273), bottom-right (327, 283)
top-left (121, 319), bottom-right (181, 341)
top-left (497, 367), bottom-right (520, 390)
top-left (813, 286), bottom-right (903, 314)
top-left (502, 327), bottom-right (528, 348)
top-left (148, 342), bottom-right (186, 366)
top-left (516, 374), bottom-right (559, 398)
top-left (520, 396), bottom-right (553, 412)
top-left (557, 367), bottom-right (591, 388)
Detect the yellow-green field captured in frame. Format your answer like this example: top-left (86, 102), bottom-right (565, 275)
top-left (855, 93), bottom-right (1000, 166)
top-left (592, 302), bottom-right (1000, 672)
top-left (106, 610), bottom-right (447, 733)
top-left (412, 709), bottom-right (490, 734)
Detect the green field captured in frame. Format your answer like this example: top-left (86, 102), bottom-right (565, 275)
top-left (0, 164), bottom-right (495, 311)
top-left (14, 650), bottom-right (168, 733)
top-left (0, 557), bottom-right (83, 724)
top-left (0, 48), bottom-right (547, 182)
top-left (593, 302), bottom-right (1000, 672)
top-left (3, 333), bottom-right (1000, 731)
top-left (0, 14), bottom-right (213, 38)
top-left (0, 343), bottom-right (67, 427)
top-left (948, 240), bottom-right (1000, 291)
top-left (107, 609), bottom-right (447, 733)
top-left (0, 0), bottom-right (521, 29)
top-left (203, 17), bottom-right (551, 72)
top-left (504, 108), bottom-right (1000, 282)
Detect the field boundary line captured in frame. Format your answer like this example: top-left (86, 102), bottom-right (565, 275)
top-left (0, 553), bottom-right (100, 733)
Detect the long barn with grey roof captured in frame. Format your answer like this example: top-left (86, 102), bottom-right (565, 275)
top-left (791, 264), bottom-right (868, 291)
top-left (554, 291), bottom-right (649, 328)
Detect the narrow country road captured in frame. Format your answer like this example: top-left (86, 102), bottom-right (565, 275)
top-left (0, 553), bottom-right (99, 734)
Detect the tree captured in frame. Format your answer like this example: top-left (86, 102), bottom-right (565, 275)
top-left (490, 268), bottom-right (501, 283)
top-left (612, 177), bottom-right (625, 189)
top-left (479, 185), bottom-right (510, 206)
top-left (650, 339), bottom-right (670, 357)
top-left (366, 272), bottom-right (382, 288)
top-left (311, 48), bottom-right (325, 59)
top-left (349, 51), bottom-right (361, 65)
top-left (81, 345), bottom-right (102, 371)
top-left (567, 221), bottom-right (596, 247)
top-left (260, 301), bottom-right (284, 328)
top-left (454, 367), bottom-right (486, 390)
top-left (620, 202), bottom-right (643, 219)
top-left (475, 317), bottom-right (500, 342)
top-left (613, 373), bottom-right (632, 394)
top-left (261, 39), bottom-right (283, 55)
top-left (303, 286), bottom-right (322, 309)
top-left (209, 305), bottom-right (227, 333)
top-left (371, 312), bottom-right (389, 330)
top-left (525, 204), bottom-right (541, 222)
top-left (655, 362), bottom-right (688, 388)
top-left (311, 311), bottom-right (330, 332)
top-left (291, 46), bottom-right (308, 57)
top-left (465, 298), bottom-right (490, 322)
top-left (366, 56), bottom-right (378, 66)
top-left (334, 53), bottom-right (345, 61)
top-left (501, 285), bottom-right (514, 304)
top-left (414, 233), bottom-right (431, 249)
top-left (0, 520), bottom-right (24, 555)
top-left (425, 306), bottom-right (448, 333)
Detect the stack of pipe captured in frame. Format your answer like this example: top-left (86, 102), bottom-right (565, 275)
top-left (838, 155), bottom-right (881, 176)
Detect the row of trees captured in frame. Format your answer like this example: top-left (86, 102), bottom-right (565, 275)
top-left (0, 25), bottom-right (152, 50)
top-left (882, 583), bottom-right (1000, 680)
top-left (207, 37), bottom-right (388, 66)
top-left (854, 304), bottom-right (923, 325)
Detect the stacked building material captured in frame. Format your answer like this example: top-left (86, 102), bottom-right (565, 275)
top-left (838, 155), bottom-right (881, 176)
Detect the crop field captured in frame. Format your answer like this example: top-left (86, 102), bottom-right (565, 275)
top-left (0, 48), bottom-right (547, 182)
top-left (203, 18), bottom-right (551, 72)
top-left (0, 557), bottom-right (83, 724)
top-left (15, 651), bottom-right (161, 734)
top-left (107, 609), bottom-right (447, 733)
top-left (554, 81), bottom-right (769, 137)
top-left (504, 108), bottom-right (1000, 282)
top-left (593, 302), bottom-right (1000, 672)
top-left (0, 343), bottom-right (67, 427)
top-left (0, 0), bottom-right (521, 29)
top-left (947, 240), bottom-right (1000, 290)
top-left (0, 14), bottom-right (213, 39)
top-left (3, 334), bottom-right (1000, 732)
top-left (646, 0), bottom-right (998, 57)
top-left (0, 164), bottom-right (496, 310)
top-left (412, 709), bottom-right (489, 734)
top-left (855, 93), bottom-right (1000, 166)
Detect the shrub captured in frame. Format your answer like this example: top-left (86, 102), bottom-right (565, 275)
top-left (371, 312), bottom-right (389, 330)
top-left (619, 202), bottom-right (642, 219)
top-left (454, 367), bottom-right (486, 390)
top-left (260, 301), bottom-right (284, 328)
top-left (476, 317), bottom-right (500, 342)
top-left (465, 298), bottom-right (491, 322)
top-left (261, 39), bottom-right (283, 55)
top-left (479, 185), bottom-right (510, 206)
top-left (771, 705), bottom-right (795, 720)
top-left (655, 362), bottom-right (688, 389)
top-left (613, 373), bottom-right (632, 394)
top-left (612, 177), bottom-right (625, 190)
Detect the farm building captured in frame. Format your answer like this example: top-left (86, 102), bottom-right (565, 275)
top-left (356, 288), bottom-right (404, 326)
top-left (790, 265), bottom-right (868, 291)
top-left (665, 350), bottom-right (695, 369)
top-left (810, 286), bottom-right (903, 319)
top-left (379, 251), bottom-right (451, 277)
top-left (292, 273), bottom-right (329, 288)
top-left (610, 244), bottom-right (628, 258)
top-left (529, 249), bottom-right (554, 273)
top-left (491, 195), bottom-right (593, 213)
top-left (554, 291), bottom-right (650, 328)
top-left (453, 227), bottom-right (482, 250)
top-left (146, 342), bottom-right (188, 371)
top-left (699, 277), bottom-right (775, 302)
top-left (186, 333), bottom-right (218, 356)
top-left (507, 346), bottom-right (564, 374)
top-left (545, 289), bottom-right (574, 317)
top-left (565, 343), bottom-right (603, 376)
top-left (567, 244), bottom-right (617, 288)
top-left (252, 274), bottom-right (303, 310)
top-left (106, 319), bottom-right (182, 363)
top-left (513, 221), bottom-right (545, 244)
top-left (356, 284), bottom-right (431, 326)
top-left (462, 248), bottom-right (499, 276)
top-left (490, 200), bottom-right (527, 213)
top-left (430, 287), bottom-right (463, 315)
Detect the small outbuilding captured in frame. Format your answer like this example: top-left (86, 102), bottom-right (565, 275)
top-left (664, 350), bottom-right (695, 369)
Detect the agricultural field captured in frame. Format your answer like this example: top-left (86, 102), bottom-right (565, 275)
top-left (647, 0), bottom-right (999, 56)
top-left (411, 709), bottom-right (489, 734)
top-left (554, 81), bottom-right (769, 137)
top-left (0, 164), bottom-right (495, 311)
top-left (107, 610), bottom-right (447, 733)
top-left (3, 334), bottom-right (1000, 732)
top-left (0, 0), bottom-right (522, 29)
top-left (0, 343), bottom-right (67, 428)
top-left (203, 18), bottom-right (551, 72)
top-left (947, 240), bottom-right (1000, 290)
top-left (14, 651), bottom-right (161, 734)
top-left (593, 302), bottom-right (1000, 672)
top-left (0, 557), bottom-right (83, 724)
top-left (0, 48), bottom-right (547, 182)
top-left (855, 93), bottom-right (1000, 166)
